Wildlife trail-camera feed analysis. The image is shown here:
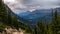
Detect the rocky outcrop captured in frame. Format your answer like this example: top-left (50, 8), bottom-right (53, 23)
top-left (0, 28), bottom-right (25, 34)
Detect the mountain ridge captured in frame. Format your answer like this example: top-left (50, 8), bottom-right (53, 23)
top-left (5, 5), bottom-right (60, 25)
top-left (18, 7), bottom-right (60, 25)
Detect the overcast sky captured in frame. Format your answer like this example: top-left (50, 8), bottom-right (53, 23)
top-left (4, 0), bottom-right (60, 14)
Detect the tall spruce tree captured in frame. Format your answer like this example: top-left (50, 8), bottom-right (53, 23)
top-left (0, 0), bottom-right (8, 32)
top-left (51, 9), bottom-right (60, 34)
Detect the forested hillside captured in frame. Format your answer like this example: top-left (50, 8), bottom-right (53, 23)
top-left (32, 9), bottom-right (60, 34)
top-left (0, 0), bottom-right (32, 33)
top-left (0, 0), bottom-right (60, 34)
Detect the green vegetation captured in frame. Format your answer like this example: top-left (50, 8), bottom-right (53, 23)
top-left (0, 0), bottom-right (60, 34)
top-left (32, 9), bottom-right (60, 34)
top-left (0, 0), bottom-right (31, 32)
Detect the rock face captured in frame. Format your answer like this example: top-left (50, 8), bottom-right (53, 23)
top-left (5, 28), bottom-right (25, 34)
top-left (0, 28), bottom-right (25, 34)
top-left (12, 31), bottom-right (24, 34)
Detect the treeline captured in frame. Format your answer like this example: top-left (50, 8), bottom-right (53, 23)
top-left (0, 0), bottom-right (60, 34)
top-left (0, 0), bottom-right (32, 33)
top-left (24, 7), bottom-right (60, 34)
top-left (31, 9), bottom-right (60, 34)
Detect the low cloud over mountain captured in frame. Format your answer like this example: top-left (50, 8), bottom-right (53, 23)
top-left (4, 0), bottom-right (60, 14)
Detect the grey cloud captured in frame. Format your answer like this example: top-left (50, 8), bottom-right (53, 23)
top-left (17, 0), bottom-right (60, 9)
top-left (4, 0), bottom-right (60, 14)
top-left (5, 0), bottom-right (60, 9)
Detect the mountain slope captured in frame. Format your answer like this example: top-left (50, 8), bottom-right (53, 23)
top-left (5, 4), bottom-right (60, 25)
top-left (18, 9), bottom-right (52, 24)
top-left (18, 8), bottom-right (60, 25)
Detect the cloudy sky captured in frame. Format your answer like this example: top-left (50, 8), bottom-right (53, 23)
top-left (4, 0), bottom-right (60, 14)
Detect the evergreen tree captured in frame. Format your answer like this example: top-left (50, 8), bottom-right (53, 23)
top-left (51, 9), bottom-right (60, 34)
top-left (0, 0), bottom-right (8, 32)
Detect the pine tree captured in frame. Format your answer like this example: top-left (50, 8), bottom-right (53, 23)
top-left (36, 19), bottom-right (45, 34)
top-left (0, 0), bottom-right (8, 32)
top-left (51, 9), bottom-right (60, 34)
